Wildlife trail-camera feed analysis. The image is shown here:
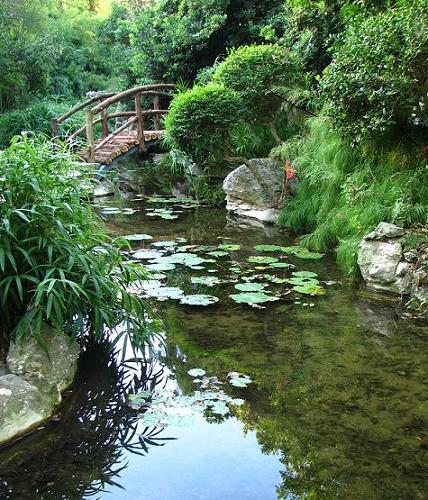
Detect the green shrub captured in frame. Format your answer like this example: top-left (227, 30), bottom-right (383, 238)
top-left (0, 136), bottom-right (149, 344)
top-left (277, 117), bottom-right (428, 275)
top-left (212, 44), bottom-right (303, 141)
top-left (0, 100), bottom-right (82, 148)
top-left (320, 0), bottom-right (428, 142)
top-left (164, 83), bottom-right (245, 167)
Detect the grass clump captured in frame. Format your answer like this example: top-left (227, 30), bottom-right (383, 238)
top-left (276, 117), bottom-right (428, 276)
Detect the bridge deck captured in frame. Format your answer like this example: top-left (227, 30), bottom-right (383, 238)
top-left (79, 130), bottom-right (165, 165)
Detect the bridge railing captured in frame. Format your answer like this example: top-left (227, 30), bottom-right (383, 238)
top-left (52, 84), bottom-right (176, 163)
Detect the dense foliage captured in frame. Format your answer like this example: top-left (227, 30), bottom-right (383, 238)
top-left (1, 0), bottom-right (427, 277)
top-left (0, 136), bottom-right (148, 342)
top-left (212, 44), bottom-right (303, 141)
top-left (321, 0), bottom-right (428, 141)
top-left (129, 0), bottom-right (283, 83)
top-left (165, 84), bottom-right (245, 167)
top-left (274, 118), bottom-right (428, 274)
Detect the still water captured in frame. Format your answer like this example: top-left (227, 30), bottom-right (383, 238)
top-left (0, 196), bottom-right (427, 499)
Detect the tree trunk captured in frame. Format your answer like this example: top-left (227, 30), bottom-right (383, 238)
top-left (269, 120), bottom-right (282, 146)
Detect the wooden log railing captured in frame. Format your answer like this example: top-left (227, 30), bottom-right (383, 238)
top-left (52, 84), bottom-right (176, 163)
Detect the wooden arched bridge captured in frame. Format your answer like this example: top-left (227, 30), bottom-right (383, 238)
top-left (52, 84), bottom-right (176, 165)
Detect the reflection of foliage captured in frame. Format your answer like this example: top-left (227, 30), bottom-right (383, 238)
top-left (0, 339), bottom-right (174, 498)
top-left (160, 294), bottom-right (428, 499)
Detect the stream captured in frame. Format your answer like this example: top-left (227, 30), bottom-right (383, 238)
top-left (0, 185), bottom-right (427, 499)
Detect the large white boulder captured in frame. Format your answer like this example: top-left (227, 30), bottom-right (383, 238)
top-left (357, 222), bottom-right (419, 296)
top-left (223, 159), bottom-right (283, 224)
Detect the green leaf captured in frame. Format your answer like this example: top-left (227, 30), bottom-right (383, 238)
top-left (188, 368), bottom-right (206, 377)
top-left (254, 244), bottom-right (285, 252)
top-left (218, 244), bottom-right (240, 251)
top-left (230, 292), bottom-right (279, 305)
top-left (234, 282), bottom-right (265, 292)
top-left (180, 294), bottom-right (219, 306)
top-left (248, 256), bottom-right (278, 264)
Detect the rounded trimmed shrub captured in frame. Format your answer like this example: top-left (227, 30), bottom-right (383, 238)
top-left (164, 83), bottom-right (245, 167)
top-left (212, 44), bottom-right (303, 123)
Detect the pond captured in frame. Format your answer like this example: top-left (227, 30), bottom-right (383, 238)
top-left (0, 190), bottom-right (427, 499)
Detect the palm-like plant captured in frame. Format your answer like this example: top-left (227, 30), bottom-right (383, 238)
top-left (0, 135), bottom-right (149, 344)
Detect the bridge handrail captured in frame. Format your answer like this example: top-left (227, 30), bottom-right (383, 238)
top-left (51, 92), bottom-right (117, 137)
top-left (53, 83), bottom-right (176, 163)
top-left (89, 84), bottom-right (176, 114)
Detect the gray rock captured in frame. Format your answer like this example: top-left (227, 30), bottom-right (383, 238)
top-left (0, 325), bottom-right (79, 445)
top-left (358, 240), bottom-right (403, 289)
top-left (358, 223), bottom-right (428, 304)
top-left (223, 158), bottom-right (283, 224)
top-left (7, 324), bottom-right (79, 395)
top-left (364, 222), bottom-right (406, 241)
top-left (0, 375), bottom-right (52, 446)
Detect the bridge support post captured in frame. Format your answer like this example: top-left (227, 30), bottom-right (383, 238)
top-left (135, 91), bottom-right (147, 153)
top-left (51, 118), bottom-right (59, 138)
top-left (86, 111), bottom-right (95, 163)
top-left (154, 95), bottom-right (161, 130)
top-left (101, 109), bottom-right (109, 137)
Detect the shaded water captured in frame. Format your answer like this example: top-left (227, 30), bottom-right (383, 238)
top-left (0, 198), bottom-right (427, 499)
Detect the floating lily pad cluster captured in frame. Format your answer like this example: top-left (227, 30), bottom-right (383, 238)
top-left (144, 196), bottom-right (201, 220)
top-left (99, 206), bottom-right (139, 216)
top-left (128, 367), bottom-right (249, 427)
top-left (125, 231), bottom-right (329, 307)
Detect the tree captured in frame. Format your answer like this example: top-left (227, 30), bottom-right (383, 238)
top-left (320, 0), bottom-right (428, 142)
top-left (212, 44), bottom-right (304, 144)
top-left (165, 83), bottom-right (279, 202)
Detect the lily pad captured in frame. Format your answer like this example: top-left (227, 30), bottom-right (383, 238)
top-left (293, 283), bottom-right (325, 295)
top-left (292, 270), bottom-right (318, 278)
top-left (188, 368), bottom-right (206, 377)
top-left (180, 294), bottom-right (219, 306)
top-left (228, 372), bottom-right (253, 388)
top-left (230, 292), bottom-right (280, 305)
top-left (234, 283), bottom-right (265, 292)
top-left (254, 244), bottom-right (286, 252)
top-left (294, 250), bottom-right (324, 260)
top-left (269, 262), bottom-right (291, 269)
top-left (207, 251), bottom-right (229, 258)
top-left (147, 208), bottom-right (179, 220)
top-left (279, 246), bottom-right (301, 254)
top-left (123, 233), bottom-right (153, 241)
top-left (145, 262), bottom-right (176, 272)
top-left (191, 276), bottom-right (221, 287)
top-left (287, 277), bottom-right (319, 286)
top-left (129, 390), bottom-right (152, 405)
top-left (210, 401), bottom-right (229, 416)
top-left (218, 244), bottom-right (240, 251)
top-left (133, 250), bottom-right (164, 260)
top-left (263, 274), bottom-right (288, 284)
top-left (151, 240), bottom-right (177, 248)
top-left (144, 286), bottom-right (184, 300)
top-left (248, 256), bottom-right (279, 264)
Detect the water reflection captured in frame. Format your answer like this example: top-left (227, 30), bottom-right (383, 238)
top-left (160, 289), bottom-right (428, 499)
top-left (1, 198), bottom-right (427, 499)
top-left (0, 339), bottom-right (173, 499)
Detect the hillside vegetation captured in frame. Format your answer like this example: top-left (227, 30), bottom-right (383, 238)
top-left (1, 0), bottom-right (427, 274)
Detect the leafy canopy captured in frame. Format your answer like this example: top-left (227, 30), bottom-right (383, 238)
top-left (321, 0), bottom-right (428, 141)
top-left (164, 83), bottom-right (245, 167)
top-left (213, 44), bottom-right (303, 123)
